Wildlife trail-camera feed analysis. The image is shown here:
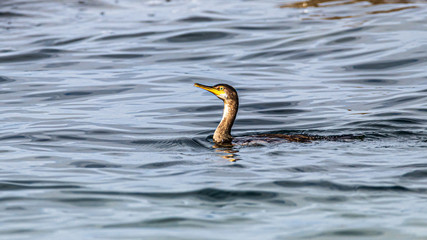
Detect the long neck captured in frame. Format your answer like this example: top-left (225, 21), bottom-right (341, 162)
top-left (213, 99), bottom-right (238, 144)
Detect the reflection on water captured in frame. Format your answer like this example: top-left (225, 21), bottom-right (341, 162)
top-left (318, 6), bottom-right (418, 20)
top-left (280, 0), bottom-right (418, 8)
top-left (214, 147), bottom-right (240, 162)
top-left (280, 0), bottom-right (421, 20)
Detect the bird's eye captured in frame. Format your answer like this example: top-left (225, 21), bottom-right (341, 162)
top-left (219, 87), bottom-right (224, 90)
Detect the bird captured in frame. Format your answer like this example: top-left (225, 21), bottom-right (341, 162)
top-left (194, 83), bottom-right (362, 146)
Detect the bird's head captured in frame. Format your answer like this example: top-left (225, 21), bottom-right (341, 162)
top-left (194, 83), bottom-right (238, 102)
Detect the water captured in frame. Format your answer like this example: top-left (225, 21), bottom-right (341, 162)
top-left (1, 0), bottom-right (427, 239)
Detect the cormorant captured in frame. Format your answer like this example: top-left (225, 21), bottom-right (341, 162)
top-left (194, 83), bottom-right (361, 146)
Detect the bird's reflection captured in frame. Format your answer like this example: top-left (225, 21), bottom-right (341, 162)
top-left (213, 144), bottom-right (241, 162)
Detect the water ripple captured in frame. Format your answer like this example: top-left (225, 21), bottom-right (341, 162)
top-left (0, 50), bottom-right (51, 63)
top-left (164, 31), bottom-right (234, 43)
top-left (69, 188), bottom-right (280, 202)
top-left (268, 180), bottom-right (424, 193)
top-left (350, 58), bottom-right (422, 70)
top-left (0, 181), bottom-right (81, 191)
top-left (401, 170), bottom-right (427, 179)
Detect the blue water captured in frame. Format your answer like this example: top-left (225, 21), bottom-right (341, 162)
top-left (1, 0), bottom-right (427, 239)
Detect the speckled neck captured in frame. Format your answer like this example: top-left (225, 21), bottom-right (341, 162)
top-left (213, 99), bottom-right (238, 144)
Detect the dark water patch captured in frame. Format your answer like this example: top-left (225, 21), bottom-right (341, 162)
top-left (164, 31), bottom-right (233, 42)
top-left (156, 54), bottom-right (225, 63)
top-left (236, 118), bottom-right (285, 126)
top-left (223, 164), bottom-right (246, 168)
top-left (0, 48), bottom-right (14, 53)
top-left (104, 217), bottom-right (232, 229)
top-left (0, 197), bottom-right (30, 203)
top-left (38, 48), bottom-right (67, 54)
top-left (326, 26), bottom-right (370, 37)
top-left (94, 53), bottom-right (148, 59)
top-left (242, 101), bottom-right (298, 110)
top-left (267, 199), bottom-right (297, 206)
top-left (305, 195), bottom-right (348, 203)
top-left (340, 213), bottom-right (369, 218)
top-left (284, 48), bottom-right (351, 60)
top-left (0, 51), bottom-right (51, 63)
top-left (337, 163), bottom-right (377, 169)
top-left (0, 11), bottom-right (29, 18)
top-left (24, 87), bottom-right (132, 101)
top-left (0, 90), bottom-right (13, 94)
top-left (70, 160), bottom-right (121, 168)
top-left (334, 78), bottom-right (399, 85)
top-left (121, 46), bottom-right (174, 52)
top-left (386, 117), bottom-right (426, 125)
top-left (69, 188), bottom-right (279, 202)
top-left (0, 134), bottom-right (30, 142)
top-left (269, 180), bottom-right (422, 193)
top-left (73, 0), bottom-right (120, 8)
top-left (0, 76), bottom-right (15, 84)
top-left (54, 197), bottom-right (126, 207)
top-left (333, 48), bottom-right (387, 60)
top-left (232, 24), bottom-right (291, 31)
top-left (0, 228), bottom-right (36, 235)
top-left (395, 163), bottom-right (427, 169)
top-left (31, 135), bottom-right (53, 142)
top-left (0, 229), bottom-right (37, 236)
top-left (318, 228), bottom-right (383, 237)
top-left (178, 16), bottom-right (227, 22)
top-left (238, 49), bottom-right (303, 61)
top-left (139, 160), bottom-right (191, 169)
top-left (179, 188), bottom-right (279, 202)
top-left (401, 170), bottom-right (427, 179)
top-left (86, 128), bottom-right (142, 135)
top-left (226, 38), bottom-right (279, 48)
top-left (0, 181), bottom-right (81, 191)
top-left (226, 63), bottom-right (279, 68)
top-left (56, 135), bottom-right (87, 141)
top-left (96, 31), bottom-right (159, 41)
top-left (257, 109), bottom-right (307, 115)
top-left (350, 58), bottom-right (420, 70)
top-left (53, 36), bottom-right (91, 46)
top-left (32, 38), bottom-right (60, 46)
top-left (286, 165), bottom-right (328, 173)
top-left (326, 36), bottom-right (359, 45)
top-left (174, 104), bottom-right (222, 113)
top-left (44, 61), bottom-right (79, 68)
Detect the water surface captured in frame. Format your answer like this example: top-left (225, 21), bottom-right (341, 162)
top-left (1, 0), bottom-right (427, 239)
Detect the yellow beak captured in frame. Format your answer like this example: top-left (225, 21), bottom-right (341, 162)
top-left (194, 83), bottom-right (222, 96)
